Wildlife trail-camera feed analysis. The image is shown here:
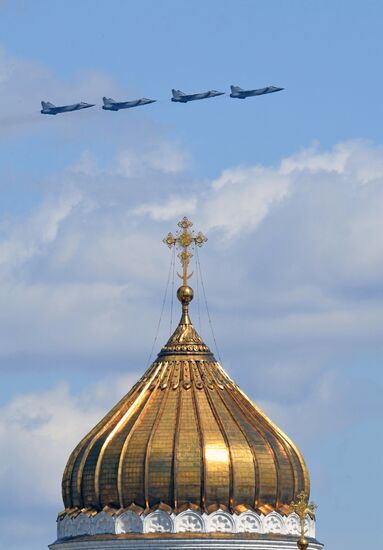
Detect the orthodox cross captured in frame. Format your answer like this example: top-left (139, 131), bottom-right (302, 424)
top-left (163, 217), bottom-right (207, 285)
top-left (288, 492), bottom-right (317, 550)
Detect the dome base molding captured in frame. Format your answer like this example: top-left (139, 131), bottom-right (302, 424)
top-left (49, 534), bottom-right (323, 550)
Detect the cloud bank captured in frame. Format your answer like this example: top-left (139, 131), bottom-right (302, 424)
top-left (2, 139), bottom-right (382, 361)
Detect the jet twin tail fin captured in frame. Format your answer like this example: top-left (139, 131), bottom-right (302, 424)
top-left (41, 101), bottom-right (55, 108)
top-left (172, 89), bottom-right (186, 98)
top-left (230, 85), bottom-right (243, 93)
top-left (102, 97), bottom-right (115, 104)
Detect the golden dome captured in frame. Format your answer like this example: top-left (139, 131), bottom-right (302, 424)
top-left (61, 218), bottom-right (309, 518)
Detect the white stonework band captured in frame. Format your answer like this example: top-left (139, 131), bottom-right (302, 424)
top-left (57, 509), bottom-right (316, 538)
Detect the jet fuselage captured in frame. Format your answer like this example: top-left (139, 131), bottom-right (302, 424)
top-left (171, 90), bottom-right (224, 103)
top-left (230, 86), bottom-right (284, 99)
top-left (102, 97), bottom-right (156, 111)
top-left (41, 102), bottom-right (94, 115)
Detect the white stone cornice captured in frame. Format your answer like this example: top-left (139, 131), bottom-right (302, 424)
top-left (56, 509), bottom-right (316, 540)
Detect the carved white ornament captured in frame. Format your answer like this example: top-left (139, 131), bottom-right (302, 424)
top-left (91, 511), bottom-right (115, 535)
top-left (206, 511), bottom-right (235, 533)
top-left (143, 510), bottom-right (173, 533)
top-left (284, 513), bottom-right (312, 537)
top-left (236, 512), bottom-right (262, 533)
top-left (285, 512), bottom-right (300, 535)
top-left (58, 515), bottom-right (72, 538)
top-left (116, 511), bottom-right (143, 534)
top-left (264, 512), bottom-right (284, 533)
top-left (73, 513), bottom-right (92, 536)
top-left (175, 510), bottom-right (204, 533)
top-left (307, 516), bottom-right (316, 538)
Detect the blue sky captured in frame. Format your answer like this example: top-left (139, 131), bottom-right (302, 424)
top-left (0, 1), bottom-right (382, 549)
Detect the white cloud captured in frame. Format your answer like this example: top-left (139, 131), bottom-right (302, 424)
top-left (280, 140), bottom-right (383, 183)
top-left (0, 41), bottom-right (194, 356)
top-left (203, 166), bottom-right (290, 238)
top-left (134, 195), bottom-right (197, 221)
top-left (0, 187), bottom-right (83, 273)
top-left (69, 150), bottom-right (99, 176)
top-left (0, 140), bottom-right (382, 362)
top-left (0, 47), bottom-right (119, 107)
top-left (114, 142), bottom-right (190, 177)
top-left (0, 375), bottom-right (137, 508)
top-left (132, 141), bottom-right (383, 386)
top-left (0, 46), bottom-right (134, 137)
top-left (136, 140), bottom-right (383, 247)
top-left (0, 151), bottom-right (186, 356)
top-left (280, 141), bottom-right (351, 175)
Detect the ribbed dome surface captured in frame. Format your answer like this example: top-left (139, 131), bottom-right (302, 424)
top-left (62, 296), bottom-right (309, 517)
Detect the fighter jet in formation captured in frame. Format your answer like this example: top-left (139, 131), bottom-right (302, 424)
top-left (40, 100), bottom-right (95, 115)
top-left (230, 85), bottom-right (284, 99)
top-left (102, 96), bottom-right (156, 111)
top-left (171, 88), bottom-right (224, 103)
top-left (40, 83), bottom-right (284, 116)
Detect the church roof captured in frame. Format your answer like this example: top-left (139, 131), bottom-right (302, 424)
top-left (61, 218), bottom-right (309, 517)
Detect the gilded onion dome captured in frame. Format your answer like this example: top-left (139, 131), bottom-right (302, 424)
top-left (61, 218), bottom-right (310, 520)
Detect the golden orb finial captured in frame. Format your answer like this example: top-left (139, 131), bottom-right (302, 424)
top-left (177, 285), bottom-right (194, 305)
top-left (297, 535), bottom-right (309, 550)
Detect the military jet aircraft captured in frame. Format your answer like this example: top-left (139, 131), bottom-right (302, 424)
top-left (230, 85), bottom-right (284, 99)
top-left (171, 88), bottom-right (224, 103)
top-left (40, 101), bottom-right (95, 115)
top-left (102, 96), bottom-right (156, 111)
